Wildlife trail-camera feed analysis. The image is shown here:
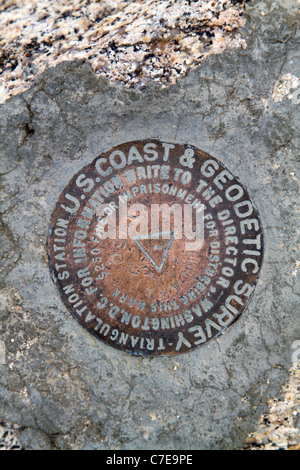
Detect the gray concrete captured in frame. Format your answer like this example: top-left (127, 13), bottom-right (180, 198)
top-left (0, 0), bottom-right (299, 450)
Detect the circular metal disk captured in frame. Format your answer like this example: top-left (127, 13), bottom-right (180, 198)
top-left (48, 140), bottom-right (264, 356)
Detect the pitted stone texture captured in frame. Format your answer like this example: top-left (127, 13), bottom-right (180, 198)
top-left (0, 0), bottom-right (299, 450)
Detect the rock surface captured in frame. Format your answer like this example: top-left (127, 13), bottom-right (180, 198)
top-left (244, 363), bottom-right (300, 450)
top-left (0, 0), bottom-right (247, 102)
top-left (0, 0), bottom-right (299, 450)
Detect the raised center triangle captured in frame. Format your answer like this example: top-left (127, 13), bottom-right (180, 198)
top-left (132, 231), bottom-right (175, 273)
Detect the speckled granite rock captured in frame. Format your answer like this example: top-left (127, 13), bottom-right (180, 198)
top-left (0, 0), bottom-right (299, 451)
top-left (0, 420), bottom-right (22, 450)
top-left (244, 363), bottom-right (300, 450)
top-left (0, 0), bottom-right (247, 102)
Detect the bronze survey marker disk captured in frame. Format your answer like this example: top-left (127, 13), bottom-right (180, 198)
top-left (48, 140), bottom-right (264, 356)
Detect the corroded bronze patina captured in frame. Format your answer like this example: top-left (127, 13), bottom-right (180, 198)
top-left (48, 140), bottom-right (263, 356)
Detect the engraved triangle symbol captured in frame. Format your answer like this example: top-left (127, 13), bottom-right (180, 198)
top-left (132, 231), bottom-right (175, 273)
